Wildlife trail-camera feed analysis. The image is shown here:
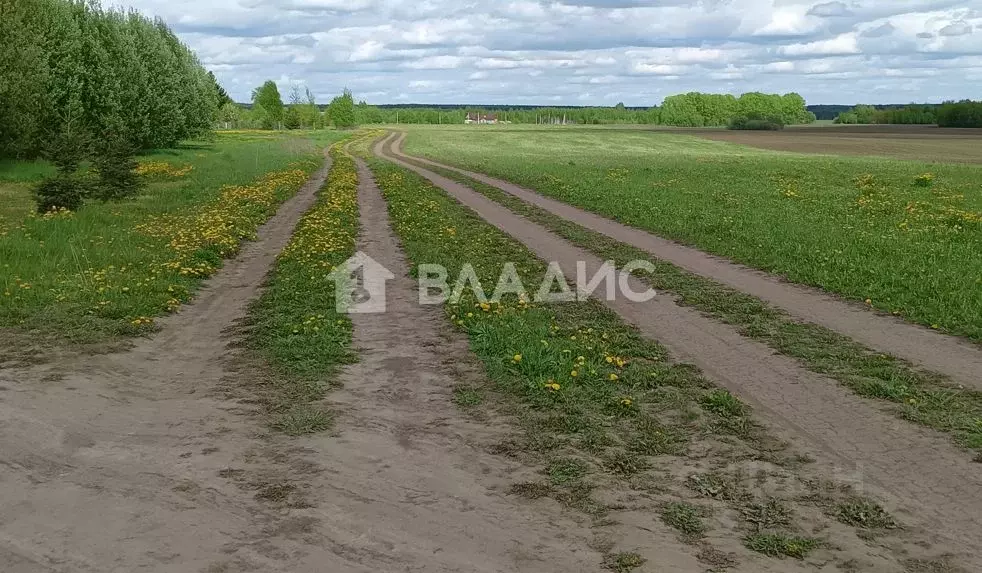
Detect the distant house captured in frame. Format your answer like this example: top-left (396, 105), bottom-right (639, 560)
top-left (464, 112), bottom-right (498, 124)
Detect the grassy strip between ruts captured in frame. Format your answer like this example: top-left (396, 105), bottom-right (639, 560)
top-left (366, 154), bottom-right (927, 570)
top-left (413, 160), bottom-right (982, 456)
top-left (244, 141), bottom-right (359, 435)
top-left (0, 132), bottom-right (343, 352)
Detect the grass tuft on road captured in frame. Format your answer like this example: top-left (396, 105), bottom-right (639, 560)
top-left (245, 141), bottom-right (359, 434)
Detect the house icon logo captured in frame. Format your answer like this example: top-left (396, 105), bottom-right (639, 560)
top-left (327, 252), bottom-right (395, 314)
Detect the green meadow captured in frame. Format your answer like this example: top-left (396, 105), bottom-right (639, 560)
top-left (405, 126), bottom-right (982, 341)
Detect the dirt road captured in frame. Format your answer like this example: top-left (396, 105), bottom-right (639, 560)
top-left (0, 153), bottom-right (334, 572)
top-left (387, 131), bottom-right (982, 392)
top-left (376, 131), bottom-right (982, 569)
top-left (0, 146), bottom-right (639, 572)
top-left (4, 135), bottom-right (979, 572)
top-left (270, 153), bottom-right (620, 572)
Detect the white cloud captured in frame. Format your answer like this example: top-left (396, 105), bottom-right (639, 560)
top-left (940, 20), bottom-right (973, 35)
top-left (403, 55), bottom-right (465, 69)
top-left (120, 0), bottom-right (982, 105)
top-left (780, 33), bottom-right (861, 56)
top-left (808, 1), bottom-right (852, 17)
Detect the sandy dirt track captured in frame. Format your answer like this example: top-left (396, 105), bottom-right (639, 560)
top-left (389, 131), bottom-right (982, 392)
top-left (377, 131), bottom-right (982, 569)
top-left (280, 153), bottom-right (623, 572)
top-left (0, 153), bottom-right (333, 572)
top-left (0, 145), bottom-right (655, 573)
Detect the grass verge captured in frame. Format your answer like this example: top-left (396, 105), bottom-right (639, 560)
top-left (366, 155), bottom-right (924, 569)
top-left (0, 131), bottom-right (346, 352)
top-left (244, 141), bottom-right (359, 435)
top-left (410, 160), bottom-right (982, 454)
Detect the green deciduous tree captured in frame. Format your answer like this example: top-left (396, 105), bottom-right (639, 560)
top-left (252, 80), bottom-right (284, 129)
top-left (329, 89), bottom-right (357, 129)
top-left (1, 0), bottom-right (218, 158)
top-left (937, 100), bottom-right (982, 128)
top-left (217, 103), bottom-right (241, 128)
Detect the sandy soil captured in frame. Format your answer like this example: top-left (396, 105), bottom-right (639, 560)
top-left (378, 131), bottom-right (982, 570)
top-left (677, 125), bottom-right (982, 164)
top-left (0, 153), bottom-right (334, 572)
top-left (268, 154), bottom-right (621, 572)
top-left (0, 146), bottom-right (662, 573)
top-left (389, 132), bottom-right (982, 392)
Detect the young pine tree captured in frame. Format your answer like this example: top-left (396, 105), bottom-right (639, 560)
top-left (34, 98), bottom-right (91, 213)
top-left (91, 119), bottom-right (142, 202)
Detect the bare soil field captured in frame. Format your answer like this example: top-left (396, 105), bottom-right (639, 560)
top-left (683, 125), bottom-right (982, 163)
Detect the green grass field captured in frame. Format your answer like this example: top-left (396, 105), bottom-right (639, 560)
top-left (0, 130), bottom-right (346, 348)
top-left (403, 126), bottom-right (982, 342)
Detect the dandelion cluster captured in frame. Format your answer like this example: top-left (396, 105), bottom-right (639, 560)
top-left (137, 167), bottom-right (309, 278)
top-left (247, 140), bottom-right (360, 380)
top-left (134, 161), bottom-right (194, 178)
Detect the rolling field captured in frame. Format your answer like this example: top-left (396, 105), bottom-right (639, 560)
top-left (403, 126), bottom-right (982, 342)
top-left (0, 130), bottom-right (346, 351)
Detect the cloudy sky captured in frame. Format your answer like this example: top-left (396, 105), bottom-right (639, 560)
top-left (120, 0), bottom-right (982, 106)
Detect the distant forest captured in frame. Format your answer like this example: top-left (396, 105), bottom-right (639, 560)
top-left (228, 91), bottom-right (982, 129)
top-left (807, 104), bottom-right (941, 121)
top-left (363, 103), bottom-right (951, 122)
top-left (236, 92), bottom-right (816, 128)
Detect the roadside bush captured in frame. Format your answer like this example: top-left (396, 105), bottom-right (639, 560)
top-left (728, 115), bottom-right (784, 130)
top-left (33, 174), bottom-right (88, 213)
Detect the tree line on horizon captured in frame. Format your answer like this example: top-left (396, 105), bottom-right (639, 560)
top-left (834, 102), bottom-right (982, 127)
top-left (216, 91), bottom-right (817, 128)
top-left (348, 92), bottom-right (816, 127)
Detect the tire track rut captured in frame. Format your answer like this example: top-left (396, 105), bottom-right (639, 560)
top-left (267, 150), bottom-right (620, 572)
